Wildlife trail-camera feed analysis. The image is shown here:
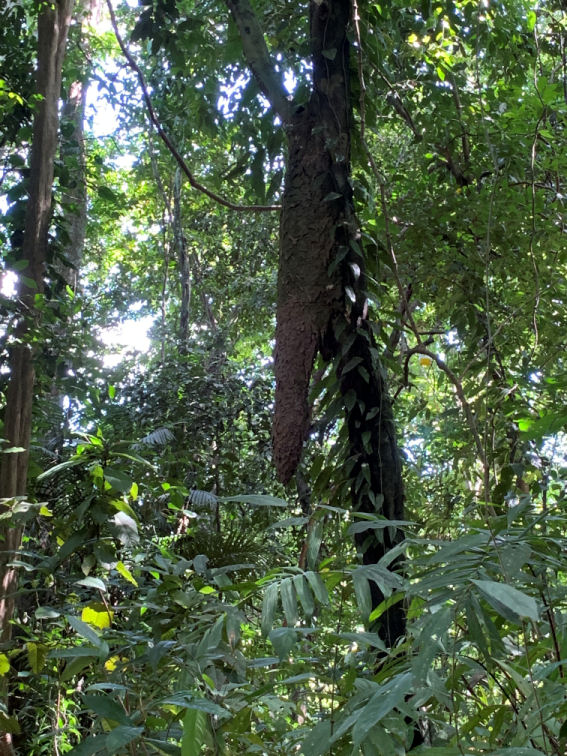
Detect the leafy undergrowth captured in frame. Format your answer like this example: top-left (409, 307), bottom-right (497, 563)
top-left (1, 435), bottom-right (566, 755)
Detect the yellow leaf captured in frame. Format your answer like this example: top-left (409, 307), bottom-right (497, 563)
top-left (0, 653), bottom-right (9, 676)
top-left (419, 356), bottom-right (433, 367)
top-left (26, 642), bottom-right (47, 674)
top-left (39, 505), bottom-right (52, 517)
top-left (116, 561), bottom-right (138, 587)
top-left (105, 655), bottom-right (120, 671)
top-left (82, 602), bottom-right (113, 629)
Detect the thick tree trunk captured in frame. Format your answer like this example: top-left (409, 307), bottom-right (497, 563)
top-left (227, 0), bottom-right (406, 645)
top-left (275, 0), bottom-right (406, 644)
top-left (0, 2), bottom-right (73, 751)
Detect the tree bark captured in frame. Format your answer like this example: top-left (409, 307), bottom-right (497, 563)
top-left (227, 0), bottom-right (406, 645)
top-left (0, 2), bottom-right (73, 750)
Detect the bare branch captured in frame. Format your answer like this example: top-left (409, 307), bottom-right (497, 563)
top-left (225, 0), bottom-right (292, 124)
top-left (106, 0), bottom-right (280, 213)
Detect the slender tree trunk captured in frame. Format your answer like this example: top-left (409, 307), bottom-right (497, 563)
top-left (173, 167), bottom-right (191, 346)
top-left (0, 2), bottom-right (73, 751)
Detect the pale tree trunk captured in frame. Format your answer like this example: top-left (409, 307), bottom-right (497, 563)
top-left (48, 0), bottom-right (102, 457)
top-left (0, 2), bottom-right (73, 751)
top-left (58, 0), bottom-right (102, 292)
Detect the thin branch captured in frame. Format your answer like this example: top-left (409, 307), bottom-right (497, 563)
top-left (225, 0), bottom-right (292, 124)
top-left (106, 0), bottom-right (280, 213)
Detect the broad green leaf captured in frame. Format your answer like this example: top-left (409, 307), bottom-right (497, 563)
top-left (75, 577), bottom-right (106, 591)
top-left (105, 725), bottom-right (144, 751)
top-left (26, 642), bottom-right (47, 674)
top-left (67, 614), bottom-right (104, 646)
top-left (336, 631), bottom-right (386, 652)
top-left (305, 571), bottom-right (329, 605)
top-left (471, 579), bottom-right (539, 622)
top-left (307, 518), bottom-right (324, 569)
top-left (279, 577), bottom-right (298, 626)
top-left (300, 720), bottom-right (332, 755)
top-left (293, 574), bottom-right (315, 619)
top-left (268, 627), bottom-right (297, 660)
top-left (352, 672), bottom-right (413, 746)
top-left (220, 494), bottom-right (288, 508)
top-left (68, 736), bottom-right (105, 756)
top-left (261, 581), bottom-right (279, 637)
top-left (160, 694), bottom-right (227, 717)
top-left (103, 467), bottom-right (133, 494)
top-left (182, 708), bottom-right (208, 756)
top-left (352, 569), bottom-right (372, 620)
top-left (82, 694), bottom-right (133, 726)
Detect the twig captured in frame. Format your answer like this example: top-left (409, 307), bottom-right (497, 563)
top-left (106, 0), bottom-right (281, 213)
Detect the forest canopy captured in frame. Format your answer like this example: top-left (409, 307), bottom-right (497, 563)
top-left (1, 0), bottom-right (567, 754)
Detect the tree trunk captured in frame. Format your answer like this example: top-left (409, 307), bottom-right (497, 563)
top-left (275, 0), bottom-right (406, 643)
top-left (0, 2), bottom-right (73, 750)
top-left (173, 167), bottom-right (191, 346)
top-left (227, 0), bottom-right (406, 645)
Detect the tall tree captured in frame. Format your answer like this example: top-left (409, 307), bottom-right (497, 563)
top-left (226, 0), bottom-right (405, 642)
top-left (0, 2), bottom-right (73, 750)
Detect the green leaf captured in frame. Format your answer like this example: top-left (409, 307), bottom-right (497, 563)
top-left (66, 615), bottom-right (104, 647)
top-left (182, 708), bottom-right (208, 756)
top-left (300, 720), bottom-right (332, 755)
top-left (68, 736), bottom-right (105, 756)
top-left (269, 627), bottom-right (297, 660)
top-left (82, 694), bottom-right (133, 726)
top-left (471, 579), bottom-right (539, 622)
top-left (75, 577), bottom-right (106, 591)
top-left (280, 577), bottom-right (298, 626)
top-left (116, 560), bottom-right (138, 587)
top-left (26, 642), bottom-right (47, 674)
top-left (105, 725), bottom-right (144, 751)
top-left (35, 606), bottom-right (61, 619)
top-left (305, 572), bottom-right (329, 605)
top-left (352, 569), bottom-right (372, 620)
top-left (352, 672), bottom-right (413, 746)
top-left (0, 653), bottom-right (9, 676)
top-left (261, 581), bottom-right (279, 637)
top-left (336, 632), bottom-right (386, 651)
top-left (306, 518), bottom-right (324, 569)
top-left (293, 575), bottom-right (315, 620)
top-left (103, 467), bottom-right (133, 494)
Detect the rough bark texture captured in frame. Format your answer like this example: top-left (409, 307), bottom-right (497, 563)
top-left (59, 80), bottom-right (88, 291)
top-left (0, 2), bottom-right (73, 750)
top-left (274, 110), bottom-right (343, 482)
top-left (274, 0), bottom-right (351, 483)
top-left (229, 0), bottom-right (407, 645)
top-left (275, 0), bottom-right (407, 644)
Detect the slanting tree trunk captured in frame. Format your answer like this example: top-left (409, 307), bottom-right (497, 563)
top-left (226, 0), bottom-right (406, 646)
top-left (0, 2), bottom-right (73, 751)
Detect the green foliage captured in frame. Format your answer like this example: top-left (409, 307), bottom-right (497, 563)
top-left (3, 0), bottom-right (567, 753)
